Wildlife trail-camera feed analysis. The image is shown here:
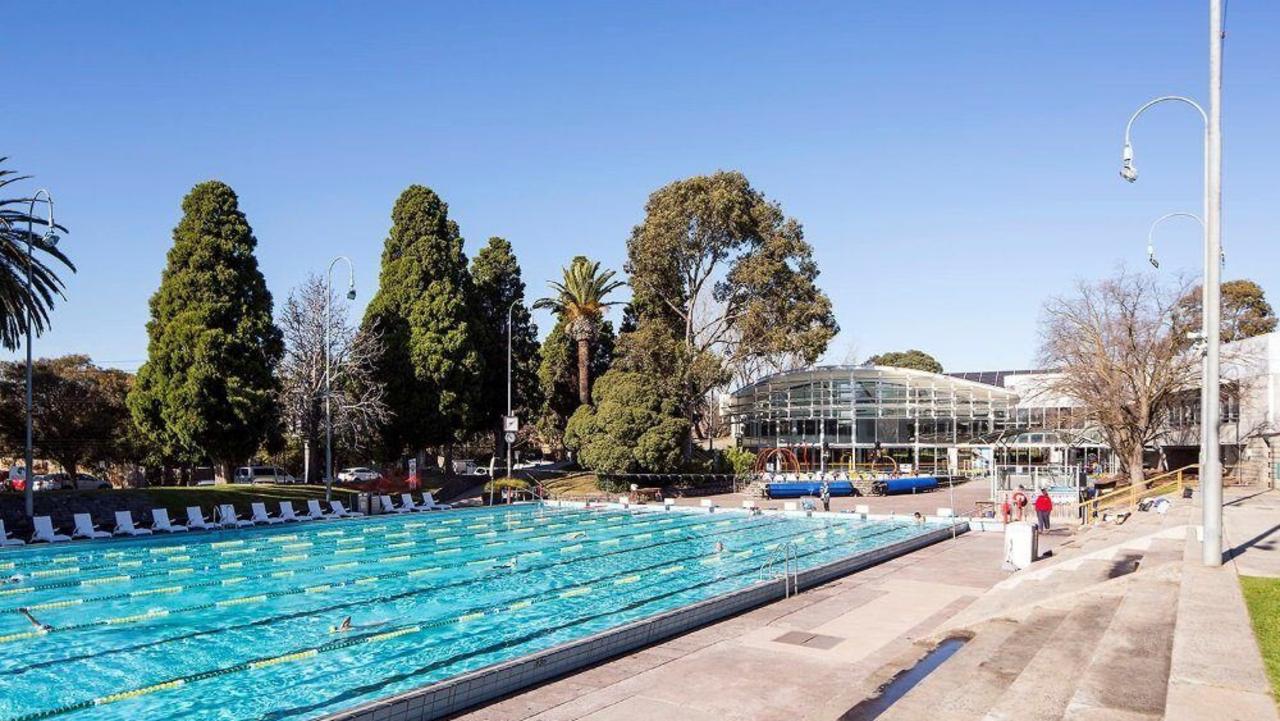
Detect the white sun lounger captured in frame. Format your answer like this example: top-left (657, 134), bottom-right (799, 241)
top-left (250, 502), bottom-right (284, 525)
top-left (379, 495), bottom-right (412, 514)
top-left (185, 506), bottom-right (217, 531)
top-left (72, 513), bottom-right (111, 540)
top-left (217, 504), bottom-right (253, 529)
top-left (329, 500), bottom-right (364, 518)
top-left (32, 516), bottom-right (71, 543)
top-left (0, 519), bottom-right (26, 546)
top-left (420, 492), bottom-right (452, 511)
top-left (279, 501), bottom-right (308, 522)
top-left (113, 511), bottom-right (153, 537)
top-left (152, 509), bottom-right (188, 533)
top-left (400, 493), bottom-right (430, 512)
top-left (304, 499), bottom-right (334, 520)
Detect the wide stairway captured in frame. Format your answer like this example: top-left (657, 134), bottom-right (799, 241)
top-left (842, 499), bottom-right (1240, 721)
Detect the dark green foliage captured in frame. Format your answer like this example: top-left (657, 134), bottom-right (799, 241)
top-left (469, 237), bottom-right (541, 435)
top-left (536, 317), bottom-right (613, 452)
top-left (0, 159), bottom-right (75, 350)
top-left (363, 185), bottom-right (483, 456)
top-left (128, 181), bottom-right (283, 474)
top-left (564, 369), bottom-right (689, 474)
top-left (867, 349), bottom-right (943, 374)
top-left (0, 355), bottom-right (132, 477)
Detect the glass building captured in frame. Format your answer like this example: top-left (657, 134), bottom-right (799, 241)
top-left (725, 365), bottom-right (1109, 474)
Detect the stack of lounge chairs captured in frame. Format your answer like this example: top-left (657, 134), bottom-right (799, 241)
top-left (4, 492), bottom-right (458, 545)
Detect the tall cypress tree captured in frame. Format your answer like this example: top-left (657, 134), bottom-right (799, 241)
top-left (469, 237), bottom-right (541, 439)
top-left (363, 185), bottom-right (482, 459)
top-left (128, 181), bottom-right (283, 480)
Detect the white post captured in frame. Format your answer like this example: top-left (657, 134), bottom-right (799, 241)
top-left (324, 256), bottom-right (355, 503)
top-left (1202, 0), bottom-right (1224, 566)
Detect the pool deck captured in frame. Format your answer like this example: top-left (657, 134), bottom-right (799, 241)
top-left (667, 480), bottom-right (994, 518)
top-left (449, 526), bottom-right (1052, 721)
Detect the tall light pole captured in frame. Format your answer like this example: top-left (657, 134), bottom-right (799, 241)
top-left (1145, 211), bottom-right (1210, 483)
top-left (24, 190), bottom-right (59, 518)
top-left (506, 300), bottom-right (517, 481)
top-left (324, 256), bottom-right (356, 502)
top-left (1119, 0), bottom-right (1224, 566)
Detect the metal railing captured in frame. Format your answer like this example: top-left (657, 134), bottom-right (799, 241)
top-left (1073, 464), bottom-right (1197, 524)
top-left (758, 541), bottom-right (799, 597)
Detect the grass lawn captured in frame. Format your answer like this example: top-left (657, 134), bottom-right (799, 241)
top-left (1241, 575), bottom-right (1280, 699)
top-left (543, 472), bottom-right (603, 499)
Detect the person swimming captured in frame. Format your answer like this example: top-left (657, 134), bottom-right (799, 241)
top-left (18, 608), bottom-right (52, 632)
top-left (564, 531), bottom-right (588, 541)
top-left (713, 541), bottom-right (725, 554)
top-left (2, 574), bottom-right (25, 585)
top-left (329, 616), bottom-right (389, 634)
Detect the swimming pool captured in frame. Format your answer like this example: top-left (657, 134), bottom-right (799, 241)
top-left (0, 504), bottom-right (949, 721)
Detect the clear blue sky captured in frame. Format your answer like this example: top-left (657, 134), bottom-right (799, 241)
top-left (4, 1), bottom-right (1277, 373)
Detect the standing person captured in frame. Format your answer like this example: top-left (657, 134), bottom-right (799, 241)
top-left (819, 480), bottom-right (831, 512)
top-left (1034, 488), bottom-right (1054, 531)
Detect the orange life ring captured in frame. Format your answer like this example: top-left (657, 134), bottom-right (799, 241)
top-left (1012, 491), bottom-right (1028, 507)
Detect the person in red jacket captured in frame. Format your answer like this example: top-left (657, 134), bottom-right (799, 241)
top-left (1034, 488), bottom-right (1054, 530)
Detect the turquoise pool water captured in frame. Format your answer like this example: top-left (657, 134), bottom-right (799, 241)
top-left (0, 504), bottom-right (943, 721)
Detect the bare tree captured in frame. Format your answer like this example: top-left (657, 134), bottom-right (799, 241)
top-left (278, 275), bottom-right (390, 480)
top-left (1038, 271), bottom-right (1198, 485)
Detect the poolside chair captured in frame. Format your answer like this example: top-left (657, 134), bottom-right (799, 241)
top-left (31, 516), bottom-right (71, 543)
top-left (72, 513), bottom-right (111, 540)
top-left (400, 493), bottom-right (430, 512)
top-left (379, 495), bottom-right (412, 514)
top-left (185, 506), bottom-right (217, 531)
top-left (152, 509), bottom-right (188, 533)
top-left (216, 504), bottom-right (253, 529)
top-left (304, 499), bottom-right (334, 521)
top-left (250, 502), bottom-right (284, 525)
top-left (328, 500), bottom-right (364, 518)
top-left (113, 511), bottom-right (153, 537)
top-left (419, 492), bottom-right (452, 511)
top-left (278, 501), bottom-right (309, 522)
top-left (0, 520), bottom-right (26, 546)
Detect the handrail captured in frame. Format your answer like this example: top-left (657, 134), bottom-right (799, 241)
top-left (1073, 464), bottom-right (1198, 524)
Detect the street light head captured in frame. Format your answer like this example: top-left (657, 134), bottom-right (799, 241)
top-left (1120, 143), bottom-right (1137, 183)
top-left (1147, 246), bottom-right (1159, 268)
top-left (43, 231), bottom-right (60, 247)
top-left (346, 288), bottom-right (357, 301)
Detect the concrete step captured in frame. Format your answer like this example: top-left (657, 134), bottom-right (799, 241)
top-left (928, 606), bottom-right (1072, 720)
top-left (875, 608), bottom-right (1068, 721)
top-left (982, 594), bottom-right (1126, 721)
top-left (1063, 564), bottom-right (1182, 721)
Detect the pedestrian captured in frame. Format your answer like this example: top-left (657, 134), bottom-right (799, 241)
top-left (1034, 488), bottom-right (1053, 531)
top-left (819, 480), bottom-right (831, 512)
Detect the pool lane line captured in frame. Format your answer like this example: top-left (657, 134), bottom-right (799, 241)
top-left (0, 514), bottom-right (847, 678)
top-left (0, 505), bottom-right (583, 577)
top-left (0, 508), bottom-right (699, 616)
top-left (0, 510), bottom-right (782, 650)
top-left (0, 504), bottom-right (553, 572)
top-left (0, 507), bottom-right (618, 593)
top-left (3, 520), bottom-right (892, 721)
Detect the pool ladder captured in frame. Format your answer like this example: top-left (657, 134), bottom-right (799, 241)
top-left (758, 541), bottom-right (799, 598)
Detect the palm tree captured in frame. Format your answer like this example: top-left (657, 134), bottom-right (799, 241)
top-left (534, 257), bottom-right (624, 406)
top-left (0, 159), bottom-right (73, 350)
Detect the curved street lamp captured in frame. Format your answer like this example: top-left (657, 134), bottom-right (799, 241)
top-left (1121, 7), bottom-right (1225, 566)
top-left (324, 256), bottom-right (356, 502)
top-left (24, 190), bottom-right (58, 518)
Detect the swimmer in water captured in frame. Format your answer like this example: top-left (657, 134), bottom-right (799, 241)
top-left (714, 541), bottom-right (725, 554)
top-left (329, 616), bottom-right (389, 634)
top-left (564, 531), bottom-right (588, 541)
top-left (18, 608), bottom-right (52, 632)
top-left (2, 574), bottom-right (25, 585)
top-left (912, 512), bottom-right (925, 526)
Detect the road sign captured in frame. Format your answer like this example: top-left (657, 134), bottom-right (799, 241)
top-left (504, 431), bottom-right (517, 445)
top-left (503, 416), bottom-right (520, 432)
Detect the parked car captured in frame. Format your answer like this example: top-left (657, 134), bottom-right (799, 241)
top-left (31, 475), bottom-right (58, 492)
top-left (233, 466), bottom-right (299, 484)
top-left (57, 473), bottom-right (112, 490)
top-left (337, 467), bottom-right (381, 483)
top-left (451, 459), bottom-right (488, 476)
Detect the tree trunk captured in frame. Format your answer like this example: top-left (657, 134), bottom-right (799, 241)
top-left (1128, 443), bottom-right (1146, 487)
top-left (576, 338), bottom-right (591, 406)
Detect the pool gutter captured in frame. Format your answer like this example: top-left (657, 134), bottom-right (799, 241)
top-left (318, 513), bottom-right (967, 721)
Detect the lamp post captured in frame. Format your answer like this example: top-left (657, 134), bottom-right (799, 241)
top-left (506, 300), bottom-right (517, 481)
top-left (1120, 1), bottom-right (1224, 567)
top-left (324, 256), bottom-right (356, 502)
top-left (23, 191), bottom-right (58, 518)
top-left (1145, 212), bottom-right (1210, 485)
